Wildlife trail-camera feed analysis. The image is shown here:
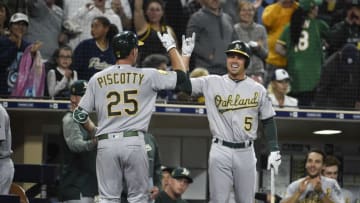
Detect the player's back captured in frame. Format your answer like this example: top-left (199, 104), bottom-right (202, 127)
top-left (80, 64), bottom-right (177, 135)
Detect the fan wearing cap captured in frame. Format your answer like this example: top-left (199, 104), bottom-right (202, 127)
top-left (155, 167), bottom-right (193, 203)
top-left (268, 69), bottom-right (298, 108)
top-left (181, 38), bottom-right (281, 203)
top-left (275, 0), bottom-right (329, 107)
top-left (58, 80), bottom-right (98, 202)
top-left (0, 12), bottom-right (42, 95)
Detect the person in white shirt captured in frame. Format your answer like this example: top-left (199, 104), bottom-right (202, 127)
top-left (47, 45), bottom-right (78, 98)
top-left (282, 149), bottom-right (344, 203)
top-left (323, 155), bottom-right (355, 203)
top-left (268, 69), bottom-right (298, 108)
top-left (65, 0), bottom-right (123, 49)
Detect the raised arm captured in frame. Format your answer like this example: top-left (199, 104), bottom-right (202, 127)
top-left (134, 0), bottom-right (148, 35)
top-left (157, 32), bottom-right (185, 72)
top-left (181, 32), bottom-right (196, 72)
top-left (157, 32), bottom-right (191, 94)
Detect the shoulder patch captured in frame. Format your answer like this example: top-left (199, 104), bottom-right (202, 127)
top-left (157, 70), bottom-right (168, 75)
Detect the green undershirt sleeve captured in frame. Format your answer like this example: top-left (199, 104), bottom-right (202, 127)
top-left (262, 117), bottom-right (279, 151)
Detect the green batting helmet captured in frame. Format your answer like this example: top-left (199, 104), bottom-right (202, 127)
top-left (225, 40), bottom-right (251, 69)
top-left (112, 31), bottom-right (144, 59)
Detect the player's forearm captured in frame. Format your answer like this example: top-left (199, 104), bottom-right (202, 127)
top-left (169, 48), bottom-right (186, 73)
top-left (83, 119), bottom-right (96, 136)
top-left (262, 117), bottom-right (279, 151)
top-left (182, 56), bottom-right (190, 72)
top-left (133, 0), bottom-right (147, 34)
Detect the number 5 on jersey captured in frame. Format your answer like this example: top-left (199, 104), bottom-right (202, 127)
top-left (244, 116), bottom-right (253, 131)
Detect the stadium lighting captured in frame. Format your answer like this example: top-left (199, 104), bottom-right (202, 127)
top-left (313, 130), bottom-right (342, 135)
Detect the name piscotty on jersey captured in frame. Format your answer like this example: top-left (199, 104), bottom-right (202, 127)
top-left (78, 64), bottom-right (177, 135)
top-left (97, 72), bottom-right (145, 88)
top-left (215, 92), bottom-right (260, 113)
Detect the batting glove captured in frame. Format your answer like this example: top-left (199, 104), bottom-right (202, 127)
top-left (182, 32), bottom-right (196, 57)
top-left (267, 151), bottom-right (281, 175)
top-left (73, 106), bottom-right (89, 124)
top-left (157, 32), bottom-right (176, 52)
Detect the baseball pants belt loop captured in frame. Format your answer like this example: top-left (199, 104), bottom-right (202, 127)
top-left (213, 138), bottom-right (252, 149)
top-left (97, 131), bottom-right (139, 141)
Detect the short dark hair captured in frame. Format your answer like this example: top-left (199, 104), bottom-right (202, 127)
top-left (141, 54), bottom-right (169, 68)
top-left (92, 16), bottom-right (119, 41)
top-left (305, 148), bottom-right (326, 163)
top-left (324, 155), bottom-right (341, 167)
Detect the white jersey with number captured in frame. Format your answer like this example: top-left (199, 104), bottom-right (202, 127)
top-left (191, 75), bottom-right (275, 142)
top-left (79, 64), bottom-right (177, 136)
top-left (283, 176), bottom-right (344, 203)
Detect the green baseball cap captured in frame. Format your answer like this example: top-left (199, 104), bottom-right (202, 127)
top-left (299, 0), bottom-right (323, 11)
top-left (161, 165), bottom-right (174, 173)
top-left (70, 80), bottom-right (87, 96)
top-left (171, 167), bottom-right (193, 183)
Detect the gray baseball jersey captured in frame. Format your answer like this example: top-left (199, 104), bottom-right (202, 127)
top-left (191, 75), bottom-right (275, 142)
top-left (191, 75), bottom-right (275, 203)
top-left (78, 64), bottom-right (177, 203)
top-left (79, 64), bottom-right (177, 135)
top-left (283, 176), bottom-right (344, 203)
top-left (0, 104), bottom-right (14, 194)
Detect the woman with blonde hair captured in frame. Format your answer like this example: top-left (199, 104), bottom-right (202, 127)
top-left (268, 69), bottom-right (298, 108)
top-left (234, 0), bottom-right (268, 85)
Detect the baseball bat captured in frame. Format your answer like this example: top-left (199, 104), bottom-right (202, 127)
top-left (270, 166), bottom-right (275, 203)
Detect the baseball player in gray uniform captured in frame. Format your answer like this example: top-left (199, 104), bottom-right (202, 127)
top-left (0, 104), bottom-right (14, 194)
top-left (182, 37), bottom-right (281, 203)
top-left (282, 149), bottom-right (344, 203)
top-left (72, 30), bottom-right (191, 203)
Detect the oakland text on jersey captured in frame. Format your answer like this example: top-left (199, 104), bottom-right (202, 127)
top-left (215, 92), bottom-right (259, 113)
top-left (97, 72), bottom-right (145, 88)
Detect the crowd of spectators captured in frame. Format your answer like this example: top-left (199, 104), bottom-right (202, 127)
top-left (0, 0), bottom-right (359, 110)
